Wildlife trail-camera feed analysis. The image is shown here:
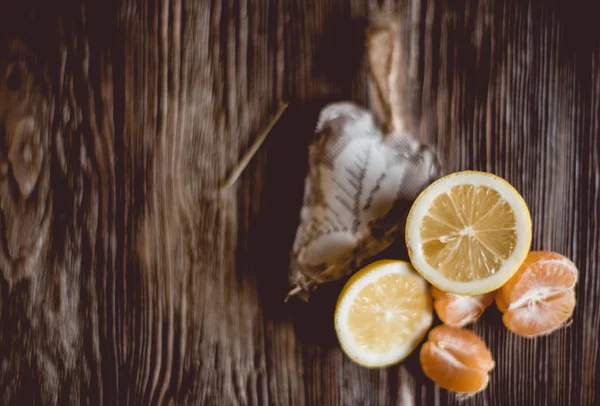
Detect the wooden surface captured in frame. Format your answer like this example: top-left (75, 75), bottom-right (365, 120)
top-left (1, 0), bottom-right (599, 405)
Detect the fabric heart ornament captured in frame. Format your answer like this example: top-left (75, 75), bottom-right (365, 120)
top-left (287, 17), bottom-right (441, 300)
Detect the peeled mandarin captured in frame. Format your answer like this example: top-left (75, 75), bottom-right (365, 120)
top-left (432, 286), bottom-right (495, 327)
top-left (496, 251), bottom-right (578, 337)
top-left (420, 325), bottom-right (494, 394)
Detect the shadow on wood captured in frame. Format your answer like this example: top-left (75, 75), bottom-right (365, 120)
top-left (242, 101), bottom-right (320, 317)
top-left (314, 16), bottom-right (367, 90)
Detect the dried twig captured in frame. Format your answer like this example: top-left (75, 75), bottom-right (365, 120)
top-left (220, 101), bottom-right (289, 190)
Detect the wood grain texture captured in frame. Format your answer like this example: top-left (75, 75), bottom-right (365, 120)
top-left (0, 0), bottom-right (598, 405)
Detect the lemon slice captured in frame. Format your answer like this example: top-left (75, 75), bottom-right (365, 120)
top-left (406, 171), bottom-right (532, 295)
top-left (334, 260), bottom-right (433, 368)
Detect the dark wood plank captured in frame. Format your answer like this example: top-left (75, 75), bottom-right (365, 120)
top-left (0, 0), bottom-right (598, 405)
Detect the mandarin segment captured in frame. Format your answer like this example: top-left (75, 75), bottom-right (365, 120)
top-left (499, 251), bottom-right (576, 299)
top-left (432, 286), bottom-right (495, 327)
top-left (495, 289), bottom-right (509, 312)
top-left (420, 325), bottom-right (494, 393)
top-left (420, 342), bottom-right (490, 393)
top-left (507, 257), bottom-right (577, 304)
top-left (497, 251), bottom-right (578, 337)
top-left (502, 290), bottom-right (576, 337)
top-left (427, 325), bottom-right (494, 370)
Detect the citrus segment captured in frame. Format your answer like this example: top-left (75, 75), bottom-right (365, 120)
top-left (420, 325), bottom-right (494, 393)
top-left (432, 286), bottom-right (495, 328)
top-left (495, 289), bottom-right (509, 313)
top-left (335, 260), bottom-right (432, 367)
top-left (496, 251), bottom-right (578, 337)
top-left (406, 171), bottom-right (532, 294)
top-left (502, 290), bottom-right (575, 337)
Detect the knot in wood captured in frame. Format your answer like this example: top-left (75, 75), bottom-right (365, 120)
top-left (1, 46), bottom-right (48, 200)
top-left (0, 42), bottom-right (50, 283)
top-left (8, 116), bottom-right (43, 198)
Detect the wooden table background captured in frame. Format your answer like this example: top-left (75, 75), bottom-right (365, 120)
top-left (1, 0), bottom-right (599, 405)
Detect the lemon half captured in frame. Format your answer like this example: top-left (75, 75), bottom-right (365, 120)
top-left (406, 171), bottom-right (532, 295)
top-left (334, 260), bottom-right (433, 368)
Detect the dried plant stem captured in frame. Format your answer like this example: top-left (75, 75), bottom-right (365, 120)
top-left (220, 101), bottom-right (289, 190)
top-left (284, 286), bottom-right (303, 302)
top-left (366, 16), bottom-right (408, 135)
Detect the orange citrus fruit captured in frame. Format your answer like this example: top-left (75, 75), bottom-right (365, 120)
top-left (420, 325), bottom-right (495, 393)
top-left (431, 286), bottom-right (495, 328)
top-left (496, 251), bottom-right (578, 337)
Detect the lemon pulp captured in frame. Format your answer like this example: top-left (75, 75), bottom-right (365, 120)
top-left (348, 273), bottom-right (431, 353)
top-left (335, 260), bottom-right (432, 367)
top-left (420, 185), bottom-right (517, 282)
